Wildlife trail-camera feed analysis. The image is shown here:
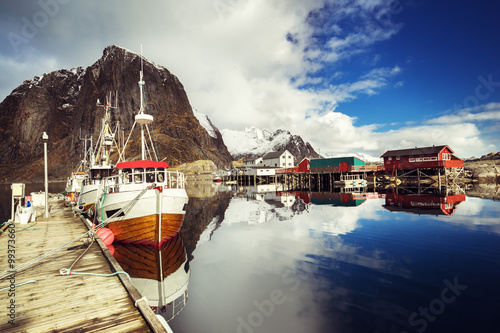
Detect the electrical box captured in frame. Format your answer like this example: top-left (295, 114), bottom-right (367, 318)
top-left (11, 183), bottom-right (25, 198)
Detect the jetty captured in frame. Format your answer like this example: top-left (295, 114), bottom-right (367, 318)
top-left (219, 145), bottom-right (467, 190)
top-left (0, 196), bottom-right (168, 332)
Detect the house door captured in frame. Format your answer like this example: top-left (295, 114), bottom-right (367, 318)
top-left (340, 162), bottom-right (349, 172)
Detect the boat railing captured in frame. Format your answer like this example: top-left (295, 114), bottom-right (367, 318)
top-left (82, 178), bottom-right (106, 186)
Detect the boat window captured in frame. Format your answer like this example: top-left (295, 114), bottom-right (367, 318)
top-left (146, 168), bottom-right (155, 183)
top-left (157, 168), bottom-right (165, 182)
top-left (122, 168), bottom-right (132, 183)
top-left (134, 168), bottom-right (144, 183)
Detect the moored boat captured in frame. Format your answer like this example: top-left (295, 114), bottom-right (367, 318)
top-left (65, 171), bottom-right (87, 204)
top-left (78, 95), bottom-right (121, 215)
top-left (95, 48), bottom-right (189, 245)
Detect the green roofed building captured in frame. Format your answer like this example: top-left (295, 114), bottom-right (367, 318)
top-left (310, 157), bottom-right (365, 172)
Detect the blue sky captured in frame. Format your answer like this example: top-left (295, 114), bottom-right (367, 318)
top-left (0, 0), bottom-right (499, 158)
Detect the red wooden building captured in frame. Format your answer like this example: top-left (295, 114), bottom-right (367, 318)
top-left (297, 158), bottom-right (310, 173)
top-left (381, 145), bottom-right (463, 171)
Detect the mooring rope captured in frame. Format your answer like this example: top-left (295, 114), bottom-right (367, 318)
top-left (0, 185), bottom-right (151, 281)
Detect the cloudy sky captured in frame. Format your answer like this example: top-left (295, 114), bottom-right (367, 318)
top-left (1, 0), bottom-right (499, 158)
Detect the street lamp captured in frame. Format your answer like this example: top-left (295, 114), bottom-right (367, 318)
top-left (42, 131), bottom-right (50, 218)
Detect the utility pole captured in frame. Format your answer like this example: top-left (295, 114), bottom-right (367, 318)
top-left (43, 131), bottom-right (50, 218)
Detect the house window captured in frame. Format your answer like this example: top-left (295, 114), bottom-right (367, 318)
top-left (423, 157), bottom-right (430, 161)
top-left (416, 158), bottom-right (422, 162)
top-left (396, 156), bottom-right (400, 160)
top-left (409, 158), bottom-right (415, 162)
top-left (431, 157), bottom-right (438, 161)
top-left (388, 157), bottom-right (392, 161)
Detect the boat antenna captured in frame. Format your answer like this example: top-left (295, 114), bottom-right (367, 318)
top-left (139, 44), bottom-right (144, 113)
top-left (135, 44), bottom-right (154, 160)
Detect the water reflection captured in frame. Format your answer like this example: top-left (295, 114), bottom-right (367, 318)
top-left (169, 184), bottom-right (500, 333)
top-left (382, 188), bottom-right (466, 216)
top-left (112, 233), bottom-right (190, 322)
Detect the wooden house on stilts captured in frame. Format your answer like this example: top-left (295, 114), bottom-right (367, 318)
top-left (380, 145), bottom-right (464, 186)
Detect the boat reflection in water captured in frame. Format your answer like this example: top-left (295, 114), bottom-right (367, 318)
top-left (111, 232), bottom-right (190, 322)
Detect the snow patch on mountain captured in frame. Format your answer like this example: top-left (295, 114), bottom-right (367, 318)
top-left (324, 152), bottom-right (380, 163)
top-left (220, 126), bottom-right (314, 160)
top-left (193, 109), bottom-right (218, 138)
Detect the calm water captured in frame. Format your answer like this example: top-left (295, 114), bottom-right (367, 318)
top-left (2, 183), bottom-right (499, 332)
top-left (170, 185), bottom-right (500, 333)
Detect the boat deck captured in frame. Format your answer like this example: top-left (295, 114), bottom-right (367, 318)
top-left (0, 197), bottom-right (155, 332)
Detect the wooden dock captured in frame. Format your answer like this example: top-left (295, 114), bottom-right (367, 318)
top-left (0, 197), bottom-right (165, 332)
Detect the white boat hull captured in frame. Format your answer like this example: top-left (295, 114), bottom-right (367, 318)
top-left (96, 186), bottom-right (188, 244)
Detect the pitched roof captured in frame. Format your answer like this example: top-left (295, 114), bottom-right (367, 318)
top-left (381, 145), bottom-right (453, 158)
top-left (262, 150), bottom-right (288, 160)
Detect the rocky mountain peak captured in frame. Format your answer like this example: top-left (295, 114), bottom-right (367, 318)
top-left (0, 45), bottom-right (232, 182)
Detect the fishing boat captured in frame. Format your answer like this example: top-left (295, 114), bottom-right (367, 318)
top-left (95, 49), bottom-right (189, 245)
top-left (78, 94), bottom-right (121, 215)
top-left (111, 233), bottom-right (190, 322)
top-left (65, 170), bottom-right (87, 204)
top-left (334, 174), bottom-right (367, 187)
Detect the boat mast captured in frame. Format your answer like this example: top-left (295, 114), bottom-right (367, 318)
top-left (135, 44), bottom-right (154, 161)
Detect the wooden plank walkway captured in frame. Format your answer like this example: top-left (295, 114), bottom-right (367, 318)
top-left (0, 197), bottom-right (153, 332)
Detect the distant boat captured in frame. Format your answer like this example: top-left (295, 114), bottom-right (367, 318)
top-left (65, 171), bottom-right (87, 204)
top-left (213, 176), bottom-right (222, 183)
top-left (78, 94), bottom-right (121, 216)
top-left (95, 48), bottom-right (189, 245)
top-left (334, 174), bottom-right (367, 187)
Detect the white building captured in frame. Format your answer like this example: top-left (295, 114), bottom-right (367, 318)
top-left (262, 150), bottom-right (295, 168)
top-left (243, 157), bottom-right (263, 167)
top-left (245, 167), bottom-right (278, 176)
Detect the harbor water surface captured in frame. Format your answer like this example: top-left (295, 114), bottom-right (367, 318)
top-left (171, 185), bottom-right (500, 333)
top-left (2, 183), bottom-right (499, 332)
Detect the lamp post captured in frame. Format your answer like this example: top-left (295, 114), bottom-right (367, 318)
top-left (43, 131), bottom-right (49, 218)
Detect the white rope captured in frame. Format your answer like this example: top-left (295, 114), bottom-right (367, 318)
top-left (135, 296), bottom-right (148, 307)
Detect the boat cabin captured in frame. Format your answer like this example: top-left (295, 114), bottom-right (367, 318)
top-left (115, 160), bottom-right (170, 184)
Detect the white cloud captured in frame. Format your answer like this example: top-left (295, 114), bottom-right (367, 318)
top-left (0, 0), bottom-right (497, 159)
top-left (0, 51), bottom-right (59, 98)
top-left (426, 102), bottom-right (500, 125)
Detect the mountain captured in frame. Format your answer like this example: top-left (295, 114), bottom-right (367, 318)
top-left (323, 152), bottom-right (381, 163)
top-left (220, 127), bottom-right (320, 162)
top-left (0, 45), bottom-right (232, 182)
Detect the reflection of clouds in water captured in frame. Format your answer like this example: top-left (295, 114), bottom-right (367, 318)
top-left (452, 196), bottom-right (485, 216)
top-left (191, 195), bottom-right (412, 332)
top-left (435, 197), bottom-right (500, 234)
top-left (288, 198), bottom-right (385, 240)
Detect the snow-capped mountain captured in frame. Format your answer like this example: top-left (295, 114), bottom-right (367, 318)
top-left (324, 152), bottom-right (381, 163)
top-left (220, 127), bottom-right (320, 161)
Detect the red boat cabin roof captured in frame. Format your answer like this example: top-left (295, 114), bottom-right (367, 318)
top-left (115, 160), bottom-right (170, 169)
